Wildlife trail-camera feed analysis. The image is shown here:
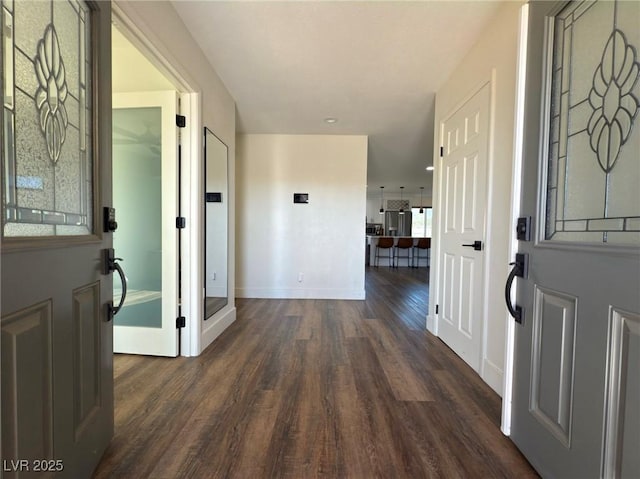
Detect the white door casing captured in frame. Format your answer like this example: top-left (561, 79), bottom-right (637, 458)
top-left (436, 82), bottom-right (491, 372)
top-left (510, 1), bottom-right (640, 477)
top-left (112, 91), bottom-right (179, 357)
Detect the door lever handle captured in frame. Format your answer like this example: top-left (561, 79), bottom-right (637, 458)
top-left (505, 253), bottom-right (528, 324)
top-left (462, 240), bottom-right (483, 251)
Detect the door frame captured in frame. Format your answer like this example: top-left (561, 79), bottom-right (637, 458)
top-left (428, 75), bottom-right (497, 388)
top-left (502, 3), bottom-right (530, 435)
top-left (112, 4), bottom-right (202, 356)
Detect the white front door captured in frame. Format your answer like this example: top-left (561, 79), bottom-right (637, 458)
top-left (112, 91), bottom-right (179, 357)
top-left (436, 83), bottom-right (490, 371)
top-left (510, 1), bottom-right (640, 477)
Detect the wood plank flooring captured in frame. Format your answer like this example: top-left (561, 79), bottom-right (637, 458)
top-left (93, 266), bottom-right (537, 478)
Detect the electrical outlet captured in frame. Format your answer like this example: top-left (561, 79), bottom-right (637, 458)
top-left (212, 272), bottom-right (216, 280)
top-left (298, 272), bottom-right (304, 282)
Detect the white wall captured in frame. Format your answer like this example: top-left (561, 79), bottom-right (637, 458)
top-left (237, 134), bottom-right (368, 299)
top-left (428, 1), bottom-right (523, 394)
top-left (114, 1), bottom-right (237, 355)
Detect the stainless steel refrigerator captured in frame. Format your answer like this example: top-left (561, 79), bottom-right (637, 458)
top-left (385, 210), bottom-right (412, 236)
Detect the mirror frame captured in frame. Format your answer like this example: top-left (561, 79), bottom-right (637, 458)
top-left (203, 127), bottom-right (229, 320)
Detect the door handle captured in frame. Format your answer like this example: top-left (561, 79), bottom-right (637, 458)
top-left (103, 248), bottom-right (128, 320)
top-left (462, 240), bottom-right (483, 251)
top-left (505, 253), bottom-right (528, 324)
top-left (110, 260), bottom-right (127, 317)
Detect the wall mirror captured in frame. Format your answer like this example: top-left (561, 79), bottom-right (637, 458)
top-left (204, 127), bottom-right (229, 320)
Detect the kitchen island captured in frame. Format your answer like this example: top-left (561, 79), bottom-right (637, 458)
top-left (366, 236), bottom-right (431, 267)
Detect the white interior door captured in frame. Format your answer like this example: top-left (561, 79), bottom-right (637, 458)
top-left (112, 91), bottom-right (179, 357)
top-left (436, 83), bottom-right (490, 371)
top-left (510, 1), bottom-right (640, 477)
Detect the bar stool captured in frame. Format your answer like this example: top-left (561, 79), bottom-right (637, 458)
top-left (394, 238), bottom-right (413, 268)
top-left (412, 237), bottom-right (431, 267)
top-left (374, 237), bottom-right (395, 268)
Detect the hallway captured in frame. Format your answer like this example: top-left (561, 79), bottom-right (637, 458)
top-left (94, 267), bottom-right (536, 478)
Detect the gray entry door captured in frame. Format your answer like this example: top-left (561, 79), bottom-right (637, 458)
top-left (511, 1), bottom-right (640, 478)
top-left (1, 1), bottom-right (113, 477)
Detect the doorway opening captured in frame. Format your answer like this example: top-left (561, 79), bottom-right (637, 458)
top-left (111, 15), bottom-right (198, 356)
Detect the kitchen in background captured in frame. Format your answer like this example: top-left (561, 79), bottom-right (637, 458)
top-left (366, 188), bottom-right (433, 238)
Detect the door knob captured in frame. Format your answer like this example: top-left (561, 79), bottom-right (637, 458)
top-left (462, 240), bottom-right (483, 251)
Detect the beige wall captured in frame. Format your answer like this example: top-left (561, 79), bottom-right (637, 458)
top-left (115, 0), bottom-right (237, 354)
top-left (236, 134), bottom-right (368, 299)
top-left (429, 1), bottom-right (524, 394)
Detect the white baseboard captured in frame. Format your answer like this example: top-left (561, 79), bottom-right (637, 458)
top-left (200, 306), bottom-right (236, 354)
top-left (235, 288), bottom-right (366, 300)
top-left (482, 358), bottom-right (504, 396)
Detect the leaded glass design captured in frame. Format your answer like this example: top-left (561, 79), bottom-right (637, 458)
top-left (545, 0), bottom-right (640, 245)
top-left (1, 0), bottom-right (93, 237)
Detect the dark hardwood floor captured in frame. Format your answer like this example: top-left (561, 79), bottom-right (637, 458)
top-left (94, 266), bottom-right (537, 478)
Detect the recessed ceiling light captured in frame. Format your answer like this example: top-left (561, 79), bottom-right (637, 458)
top-left (426, 166), bottom-right (434, 171)
top-left (324, 117), bottom-right (338, 124)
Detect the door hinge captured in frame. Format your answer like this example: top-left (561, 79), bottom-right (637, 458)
top-left (176, 115), bottom-right (186, 128)
top-left (439, 146), bottom-right (444, 157)
top-left (435, 304), bottom-right (439, 314)
top-left (176, 217), bottom-right (186, 229)
top-left (176, 316), bottom-right (186, 328)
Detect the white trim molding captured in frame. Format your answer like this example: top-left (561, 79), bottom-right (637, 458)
top-left (502, 2), bottom-right (529, 435)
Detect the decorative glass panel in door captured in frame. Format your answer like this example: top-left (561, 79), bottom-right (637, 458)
top-left (544, 0), bottom-right (640, 245)
top-left (2, 0), bottom-right (93, 236)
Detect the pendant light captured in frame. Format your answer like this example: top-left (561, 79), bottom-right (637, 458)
top-left (399, 186), bottom-right (405, 215)
top-left (379, 186), bottom-right (384, 214)
top-left (419, 186), bottom-right (424, 214)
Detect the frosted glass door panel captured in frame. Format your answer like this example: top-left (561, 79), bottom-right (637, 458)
top-left (113, 107), bottom-right (162, 328)
top-left (545, 0), bottom-right (640, 245)
top-left (2, 0), bottom-right (93, 237)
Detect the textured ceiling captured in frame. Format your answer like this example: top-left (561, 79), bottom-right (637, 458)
top-left (171, 1), bottom-right (504, 198)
